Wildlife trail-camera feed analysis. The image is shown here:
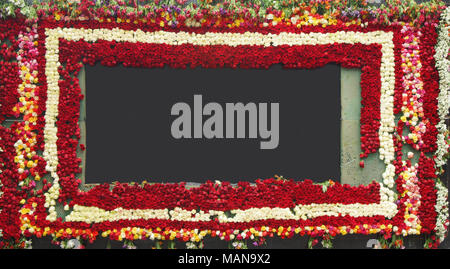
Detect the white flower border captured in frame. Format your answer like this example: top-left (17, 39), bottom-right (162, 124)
top-left (435, 6), bottom-right (450, 169)
top-left (434, 7), bottom-right (450, 243)
top-left (435, 180), bottom-right (449, 243)
top-left (42, 27), bottom-right (398, 222)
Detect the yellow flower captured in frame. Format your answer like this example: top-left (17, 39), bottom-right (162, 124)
top-left (20, 208), bottom-right (30, 214)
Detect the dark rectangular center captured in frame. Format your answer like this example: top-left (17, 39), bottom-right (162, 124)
top-left (85, 64), bottom-right (340, 183)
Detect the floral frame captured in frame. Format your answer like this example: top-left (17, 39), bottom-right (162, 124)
top-left (1, 4), bottom-right (449, 249)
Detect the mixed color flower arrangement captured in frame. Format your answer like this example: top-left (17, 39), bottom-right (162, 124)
top-left (0, 0), bottom-right (449, 249)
